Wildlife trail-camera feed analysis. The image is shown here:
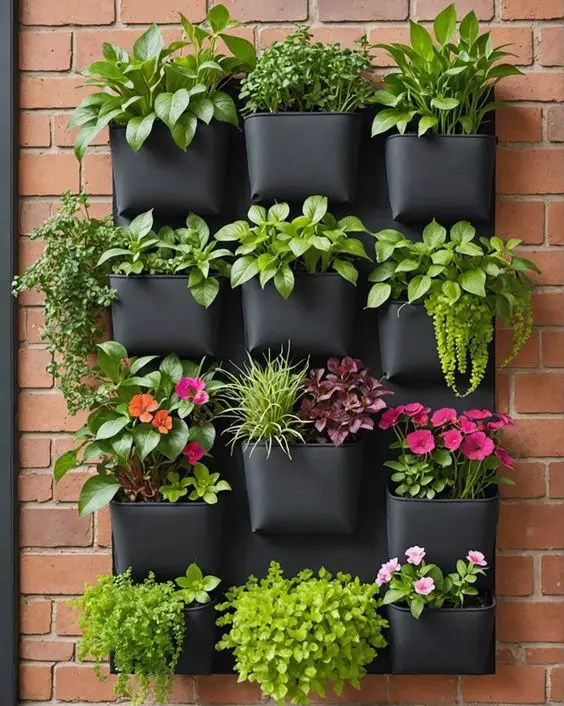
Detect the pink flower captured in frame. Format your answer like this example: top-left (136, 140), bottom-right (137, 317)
top-left (467, 550), bottom-right (488, 567)
top-left (412, 407), bottom-right (431, 425)
top-left (465, 409), bottom-right (493, 420)
top-left (404, 403), bottom-right (425, 417)
top-left (175, 377), bottom-right (207, 403)
top-left (413, 577), bottom-right (435, 596)
top-left (383, 557), bottom-right (400, 574)
top-left (461, 432), bottom-right (495, 461)
top-left (405, 546), bottom-right (426, 566)
top-left (440, 428), bottom-right (463, 451)
top-left (458, 416), bottom-right (478, 434)
top-left (406, 430), bottom-right (435, 455)
top-left (431, 407), bottom-right (458, 427)
top-left (488, 414), bottom-right (514, 431)
top-left (376, 568), bottom-right (392, 586)
top-left (182, 441), bottom-right (205, 465)
top-left (378, 406), bottom-right (405, 430)
top-left (193, 390), bottom-right (209, 405)
top-left (495, 447), bottom-right (514, 469)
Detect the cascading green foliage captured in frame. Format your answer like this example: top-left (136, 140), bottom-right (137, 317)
top-left (216, 561), bottom-right (388, 705)
top-left (12, 193), bottom-right (119, 414)
top-left (72, 570), bottom-right (185, 705)
top-left (366, 219), bottom-right (539, 396)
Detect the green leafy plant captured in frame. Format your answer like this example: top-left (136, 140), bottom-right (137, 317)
top-left (12, 193), bottom-right (118, 414)
top-left (216, 561), bottom-right (388, 705)
top-left (72, 569), bottom-right (185, 704)
top-left (98, 209), bottom-right (231, 307)
top-left (215, 196), bottom-right (371, 299)
top-left (240, 25), bottom-right (375, 113)
top-left (175, 562), bottom-right (220, 604)
top-left (366, 219), bottom-right (539, 395)
top-left (70, 5), bottom-right (256, 158)
top-left (371, 4), bottom-right (523, 137)
top-left (161, 463), bottom-right (230, 503)
top-left (53, 342), bottom-right (229, 515)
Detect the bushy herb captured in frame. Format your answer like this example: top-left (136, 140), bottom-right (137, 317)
top-left (240, 26), bottom-right (375, 113)
top-left (70, 5), bottom-right (256, 158)
top-left (215, 196), bottom-right (371, 299)
top-left (366, 219), bottom-right (539, 395)
top-left (299, 357), bottom-right (392, 446)
top-left (371, 4), bottom-right (523, 137)
top-left (216, 561), bottom-right (388, 705)
top-left (175, 562), bottom-right (220, 604)
top-left (12, 193), bottom-right (118, 414)
top-left (99, 209), bottom-right (231, 308)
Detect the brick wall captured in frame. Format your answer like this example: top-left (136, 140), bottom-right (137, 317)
top-left (18, 0), bottom-right (564, 703)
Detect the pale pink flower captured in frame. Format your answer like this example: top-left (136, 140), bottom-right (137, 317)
top-left (465, 409), bottom-right (492, 420)
top-left (431, 407), bottom-right (458, 427)
top-left (461, 431), bottom-right (495, 461)
top-left (406, 430), bottom-right (435, 455)
top-left (494, 447), bottom-right (514, 469)
top-left (413, 577), bottom-right (435, 595)
top-left (378, 406), bottom-right (405, 430)
top-left (440, 428), bottom-right (463, 452)
top-left (458, 416), bottom-right (478, 434)
top-left (383, 557), bottom-right (400, 574)
top-left (376, 567), bottom-right (392, 586)
top-left (193, 389), bottom-right (209, 405)
top-left (467, 550), bottom-right (488, 567)
top-left (405, 546), bottom-right (426, 566)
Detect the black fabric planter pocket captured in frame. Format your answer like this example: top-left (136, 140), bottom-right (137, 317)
top-left (111, 121), bottom-right (229, 223)
top-left (244, 112), bottom-right (361, 204)
top-left (242, 442), bottom-right (363, 534)
top-left (110, 500), bottom-right (223, 582)
top-left (176, 602), bottom-right (217, 675)
top-left (378, 301), bottom-right (441, 380)
top-left (385, 134), bottom-right (496, 223)
top-left (388, 601), bottom-right (496, 674)
top-left (242, 273), bottom-right (357, 357)
top-left (109, 275), bottom-right (222, 358)
top-left (386, 486), bottom-right (499, 588)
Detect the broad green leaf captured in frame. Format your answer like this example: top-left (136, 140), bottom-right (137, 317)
top-left (395, 258), bottom-right (419, 273)
top-left (376, 241), bottom-right (396, 262)
top-left (338, 238), bottom-right (370, 259)
top-left (189, 422), bottom-right (215, 452)
top-left (54, 449), bottom-right (78, 482)
top-left (456, 242), bottom-right (484, 256)
top-left (432, 249), bottom-right (452, 266)
top-left (171, 112), bottom-right (198, 150)
top-left (427, 264), bottom-right (445, 277)
top-left (128, 209), bottom-right (154, 238)
top-left (311, 235), bottom-right (331, 251)
top-left (410, 21), bottom-right (434, 61)
top-left (423, 219), bottom-right (447, 249)
top-left (288, 237), bottom-right (311, 257)
top-left (302, 195), bottom-right (328, 223)
top-left (206, 3), bottom-right (230, 32)
top-left (459, 268), bottom-right (486, 297)
top-left (96, 417), bottom-right (130, 440)
top-left (248, 205), bottom-right (267, 225)
top-left (215, 220), bottom-right (249, 241)
top-left (376, 229), bottom-right (404, 244)
top-left (212, 91), bottom-right (238, 126)
top-left (268, 202), bottom-right (290, 222)
top-left (130, 355), bottom-right (159, 375)
top-left (451, 221), bottom-right (476, 244)
top-left (431, 97), bottom-right (460, 111)
top-left (368, 262), bottom-right (396, 282)
top-left (155, 89), bottom-right (190, 130)
top-left (159, 418), bottom-right (190, 460)
top-left (337, 215), bottom-right (368, 233)
top-left (222, 34), bottom-right (256, 70)
top-left (191, 96), bottom-right (214, 124)
top-left (418, 115), bottom-right (438, 136)
top-left (274, 265), bottom-right (295, 299)
top-left (126, 112), bottom-right (156, 152)
top-left (407, 274), bottom-right (432, 303)
top-left (78, 475), bottom-right (120, 516)
top-left (191, 276), bottom-right (220, 308)
top-left (231, 256), bottom-right (259, 287)
top-left (373, 89), bottom-right (401, 107)
top-left (133, 24), bottom-right (164, 61)
top-left (102, 42), bottom-right (129, 63)
top-left (433, 3), bottom-right (457, 45)
top-left (74, 123), bottom-right (103, 161)
top-left (97, 247), bottom-right (133, 267)
top-left (160, 353), bottom-right (183, 382)
top-left (113, 432), bottom-right (133, 461)
top-left (442, 280), bottom-right (461, 303)
top-left (460, 10), bottom-right (479, 45)
top-left (367, 282), bottom-right (392, 308)
top-left (132, 426), bottom-right (161, 461)
top-left (371, 109), bottom-right (401, 136)
top-left (333, 259), bottom-right (358, 285)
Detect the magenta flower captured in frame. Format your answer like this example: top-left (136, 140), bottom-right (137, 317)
top-left (495, 447), bottom-right (514, 469)
top-left (193, 389), bottom-right (209, 405)
top-left (412, 411), bottom-right (430, 426)
top-left (413, 577), bottom-right (435, 596)
top-left (461, 432), bottom-right (495, 461)
top-left (467, 550), bottom-right (488, 567)
top-left (183, 441), bottom-right (205, 465)
top-left (406, 430), bottom-right (435, 455)
top-left (376, 567), bottom-right (392, 586)
top-left (405, 546), bottom-right (426, 566)
top-left (465, 409), bottom-right (493, 420)
top-left (440, 428), bottom-right (463, 451)
top-left (488, 413), bottom-right (514, 431)
top-left (175, 377), bottom-right (207, 402)
top-left (431, 407), bottom-right (457, 427)
top-left (378, 406), bottom-right (405, 430)
top-left (404, 402), bottom-right (425, 417)
top-left (458, 416), bottom-right (478, 434)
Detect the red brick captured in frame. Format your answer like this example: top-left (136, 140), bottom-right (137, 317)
top-left (19, 392), bottom-right (86, 432)
top-left (54, 113), bottom-right (108, 148)
top-left (497, 647), bottom-right (517, 664)
top-left (20, 30), bottom-right (71, 70)
top-left (498, 502), bottom-right (564, 549)
top-left (260, 26), bottom-right (366, 51)
top-left (19, 200), bottom-right (51, 234)
top-left (497, 106), bottom-right (542, 142)
top-left (52, 436), bottom-right (78, 458)
top-left (197, 675), bottom-right (263, 703)
top-left (54, 469), bottom-right (95, 502)
top-left (55, 664), bottom-right (117, 702)
top-left (547, 106), bottom-right (564, 143)
top-left (170, 676), bottom-right (197, 704)
top-left (496, 199), bottom-right (544, 245)
top-left (19, 436), bottom-right (50, 468)
top-left (500, 461), bottom-right (546, 499)
top-left (26, 308), bottom-right (46, 344)
top-left (549, 462), bottom-right (564, 498)
top-left (541, 26), bottom-right (564, 65)
top-left (501, 0), bottom-right (564, 18)
top-left (389, 675), bottom-right (457, 703)
top-left (503, 416), bottom-right (564, 455)
top-left (21, 0), bottom-right (115, 25)
top-left (20, 75), bottom-right (90, 109)
top-left (525, 647), bottom-right (564, 664)
top-left (413, 0), bottom-right (493, 19)
top-left (497, 147), bottom-right (564, 195)
top-left (496, 328), bottom-right (539, 368)
top-left (533, 292), bottom-right (564, 325)
top-left (18, 348), bottom-right (53, 388)
top-left (368, 27), bottom-right (411, 66)
top-left (548, 201), bottom-right (564, 245)
top-left (55, 602), bottom-right (81, 636)
top-left (120, 0), bottom-right (206, 23)
top-left (498, 600), bottom-right (564, 642)
top-left (20, 553), bottom-right (111, 594)
top-left (489, 26), bottom-right (533, 66)
top-left (520, 249), bottom-right (564, 286)
top-left (20, 236), bottom-right (45, 273)
top-left (319, 0), bottom-right (408, 21)
top-left (553, 666), bottom-right (564, 701)
top-left (497, 554), bottom-right (535, 595)
top-left (20, 112), bottom-right (51, 148)
top-left (461, 664), bottom-right (546, 702)
top-left (20, 663), bottom-right (52, 701)
top-left (515, 372), bottom-right (564, 413)
top-left (96, 506), bottom-right (112, 547)
top-left (74, 27), bottom-right (182, 69)
top-left (310, 677), bottom-right (389, 703)
top-left (21, 638), bottom-right (74, 662)
top-left (496, 370), bottom-right (509, 414)
top-left (20, 152), bottom-right (79, 196)
top-left (81, 152), bottom-right (112, 195)
top-left (21, 599), bottom-right (51, 635)
top-left (543, 331), bottom-right (564, 367)
top-left (21, 507), bottom-right (93, 548)
top-left (497, 73), bottom-right (564, 102)
top-left (18, 473), bottom-right (52, 502)
top-left (542, 555), bottom-right (564, 594)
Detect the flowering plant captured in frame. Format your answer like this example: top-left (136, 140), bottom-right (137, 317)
top-left (298, 357), bottom-right (393, 446)
top-left (380, 404), bottom-right (514, 499)
top-left (378, 546), bottom-right (490, 618)
top-left (54, 341), bottom-right (230, 515)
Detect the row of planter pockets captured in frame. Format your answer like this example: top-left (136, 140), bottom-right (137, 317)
top-left (111, 117), bottom-right (496, 224)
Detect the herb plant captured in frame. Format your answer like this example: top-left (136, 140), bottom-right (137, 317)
top-left (371, 4), bottom-right (523, 137)
top-left (175, 562), bottom-right (220, 604)
top-left (366, 219), bottom-right (539, 395)
top-left (216, 561), bottom-right (388, 705)
top-left (99, 209), bottom-right (231, 307)
top-left (379, 404), bottom-right (514, 499)
top-left (12, 193), bottom-right (118, 414)
top-left (215, 195), bottom-right (371, 299)
top-left (54, 342), bottom-right (230, 515)
top-left (161, 463), bottom-right (230, 504)
top-left (240, 26), bottom-right (375, 114)
top-left (70, 5), bottom-right (256, 158)
top-left (378, 547), bottom-right (490, 618)
top-left (299, 357), bottom-right (392, 446)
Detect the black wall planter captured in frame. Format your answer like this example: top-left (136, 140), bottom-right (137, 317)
top-left (385, 134), bottom-right (496, 223)
top-left (110, 500), bottom-right (223, 582)
top-left (378, 301), bottom-right (440, 381)
top-left (386, 486), bottom-right (499, 586)
top-left (176, 602), bottom-right (217, 675)
top-left (109, 275), bottom-right (222, 358)
top-left (242, 442), bottom-right (363, 534)
top-left (388, 601), bottom-right (496, 674)
top-left (111, 121), bottom-right (229, 223)
top-left (242, 273), bottom-right (356, 357)
top-left (244, 112), bottom-right (361, 204)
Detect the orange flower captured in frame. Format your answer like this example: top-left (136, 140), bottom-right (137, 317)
top-left (152, 409), bottom-right (173, 434)
top-left (129, 393), bottom-right (159, 423)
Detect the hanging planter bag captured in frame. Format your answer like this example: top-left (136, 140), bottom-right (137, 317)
top-left (242, 273), bottom-right (357, 357)
top-left (111, 121), bottom-right (229, 223)
top-left (388, 600), bottom-right (496, 674)
top-left (244, 112), bottom-right (361, 204)
top-left (241, 442), bottom-right (363, 534)
top-left (109, 275), bottom-right (222, 358)
top-left (176, 601), bottom-right (217, 675)
top-left (110, 500), bottom-right (223, 582)
top-left (385, 134), bottom-right (496, 223)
